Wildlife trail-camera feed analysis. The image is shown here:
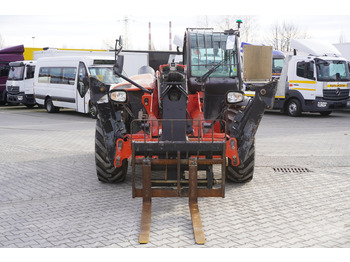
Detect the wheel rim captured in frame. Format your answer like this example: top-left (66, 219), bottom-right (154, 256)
top-left (46, 100), bottom-right (52, 111)
top-left (288, 102), bottom-right (297, 115)
top-left (90, 104), bottom-right (97, 117)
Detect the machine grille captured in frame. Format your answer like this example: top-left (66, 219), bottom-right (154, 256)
top-left (323, 88), bottom-right (349, 101)
top-left (7, 85), bottom-right (20, 94)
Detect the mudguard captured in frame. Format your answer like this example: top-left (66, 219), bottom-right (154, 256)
top-left (229, 80), bottom-right (277, 163)
top-left (90, 76), bottom-right (126, 164)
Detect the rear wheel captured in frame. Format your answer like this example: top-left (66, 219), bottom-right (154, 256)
top-left (45, 98), bottom-right (60, 113)
top-left (226, 142), bottom-right (255, 183)
top-left (95, 120), bottom-right (128, 183)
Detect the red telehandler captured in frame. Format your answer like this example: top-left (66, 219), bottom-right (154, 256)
top-left (90, 24), bottom-right (276, 244)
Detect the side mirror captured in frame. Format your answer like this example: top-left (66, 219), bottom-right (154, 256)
top-left (118, 36), bottom-right (123, 47)
top-left (226, 35), bottom-right (235, 50)
top-left (113, 55), bottom-right (124, 75)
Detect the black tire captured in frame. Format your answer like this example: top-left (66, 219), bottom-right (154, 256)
top-left (226, 142), bottom-right (255, 183)
top-left (95, 120), bottom-right (128, 183)
top-left (286, 98), bottom-right (302, 117)
top-left (45, 98), bottom-right (60, 113)
top-left (24, 103), bottom-right (35, 109)
top-left (320, 111), bottom-right (332, 116)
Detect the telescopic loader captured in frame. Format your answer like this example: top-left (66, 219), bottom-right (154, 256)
top-left (90, 23), bottom-right (277, 244)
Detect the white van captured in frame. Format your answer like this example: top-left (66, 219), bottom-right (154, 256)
top-left (6, 60), bottom-right (36, 107)
top-left (33, 56), bottom-right (121, 117)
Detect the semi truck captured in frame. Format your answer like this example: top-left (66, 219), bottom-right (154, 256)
top-left (0, 45), bottom-right (25, 105)
top-left (274, 39), bottom-right (350, 116)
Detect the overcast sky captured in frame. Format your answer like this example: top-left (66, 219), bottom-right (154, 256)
top-left (1, 1), bottom-right (349, 51)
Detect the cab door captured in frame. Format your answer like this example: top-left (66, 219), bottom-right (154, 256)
top-left (76, 62), bottom-right (89, 113)
top-left (24, 65), bottom-right (35, 96)
top-left (289, 60), bottom-right (317, 100)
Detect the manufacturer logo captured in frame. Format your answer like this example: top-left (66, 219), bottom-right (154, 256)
top-left (335, 88), bottom-right (341, 96)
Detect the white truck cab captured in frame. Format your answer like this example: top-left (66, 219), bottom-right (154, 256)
top-left (6, 60), bottom-right (36, 107)
top-left (274, 39), bottom-right (350, 116)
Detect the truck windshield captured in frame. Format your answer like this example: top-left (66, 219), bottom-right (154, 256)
top-left (190, 31), bottom-right (238, 78)
top-left (89, 67), bottom-right (122, 85)
top-left (316, 60), bottom-right (350, 81)
top-left (8, 66), bottom-right (25, 80)
top-left (272, 58), bottom-right (284, 73)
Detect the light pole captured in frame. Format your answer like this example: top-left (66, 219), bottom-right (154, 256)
top-left (32, 36), bottom-right (35, 47)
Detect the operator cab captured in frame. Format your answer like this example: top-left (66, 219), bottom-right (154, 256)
top-left (183, 28), bottom-right (242, 119)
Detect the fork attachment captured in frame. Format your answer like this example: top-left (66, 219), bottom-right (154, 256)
top-left (137, 157), bottom-right (209, 244)
top-left (188, 157), bottom-right (205, 244)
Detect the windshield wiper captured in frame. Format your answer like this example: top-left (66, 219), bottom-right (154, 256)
top-left (196, 60), bottom-right (224, 83)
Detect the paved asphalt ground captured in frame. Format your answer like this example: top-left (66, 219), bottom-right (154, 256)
top-left (0, 105), bottom-right (349, 250)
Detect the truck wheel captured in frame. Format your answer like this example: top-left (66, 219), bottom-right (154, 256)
top-left (24, 103), bottom-right (35, 109)
top-left (320, 111), bottom-right (332, 116)
top-left (226, 142), bottom-right (255, 183)
top-left (95, 120), bottom-right (128, 183)
top-left (45, 98), bottom-right (60, 113)
top-left (286, 98), bottom-right (301, 117)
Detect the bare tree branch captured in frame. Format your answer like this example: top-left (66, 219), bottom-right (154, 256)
top-left (215, 15), bottom-right (259, 43)
top-left (264, 20), bottom-right (309, 51)
top-left (0, 34), bottom-right (4, 49)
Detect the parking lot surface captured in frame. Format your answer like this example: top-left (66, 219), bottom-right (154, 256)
top-left (0, 106), bottom-right (349, 248)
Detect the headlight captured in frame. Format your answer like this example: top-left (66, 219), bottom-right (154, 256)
top-left (110, 90), bottom-right (127, 103)
top-left (226, 91), bottom-right (244, 104)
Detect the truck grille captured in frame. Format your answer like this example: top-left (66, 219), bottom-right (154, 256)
top-left (7, 85), bottom-right (20, 94)
top-left (323, 88), bottom-right (349, 101)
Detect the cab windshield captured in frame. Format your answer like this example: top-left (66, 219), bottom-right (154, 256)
top-left (189, 31), bottom-right (238, 78)
top-left (272, 58), bottom-right (284, 73)
top-left (316, 60), bottom-right (350, 81)
top-left (8, 66), bottom-right (25, 80)
top-left (89, 67), bottom-right (122, 85)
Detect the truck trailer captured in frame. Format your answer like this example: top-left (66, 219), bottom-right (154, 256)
top-left (0, 45), bottom-right (25, 105)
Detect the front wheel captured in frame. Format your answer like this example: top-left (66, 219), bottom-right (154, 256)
top-left (226, 142), bottom-right (255, 183)
top-left (320, 111), bottom-right (332, 116)
top-left (89, 102), bottom-right (98, 119)
top-left (95, 120), bottom-right (128, 183)
top-left (24, 103), bottom-right (35, 109)
top-left (286, 98), bottom-right (302, 117)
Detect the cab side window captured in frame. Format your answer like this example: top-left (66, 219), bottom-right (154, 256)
top-left (26, 65), bottom-right (35, 79)
top-left (77, 62), bottom-right (89, 97)
top-left (296, 61), bottom-right (314, 80)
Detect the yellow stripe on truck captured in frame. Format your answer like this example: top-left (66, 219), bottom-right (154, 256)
top-left (292, 87), bottom-right (316, 91)
top-left (289, 80), bottom-right (316, 91)
top-left (289, 80), bottom-right (316, 84)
